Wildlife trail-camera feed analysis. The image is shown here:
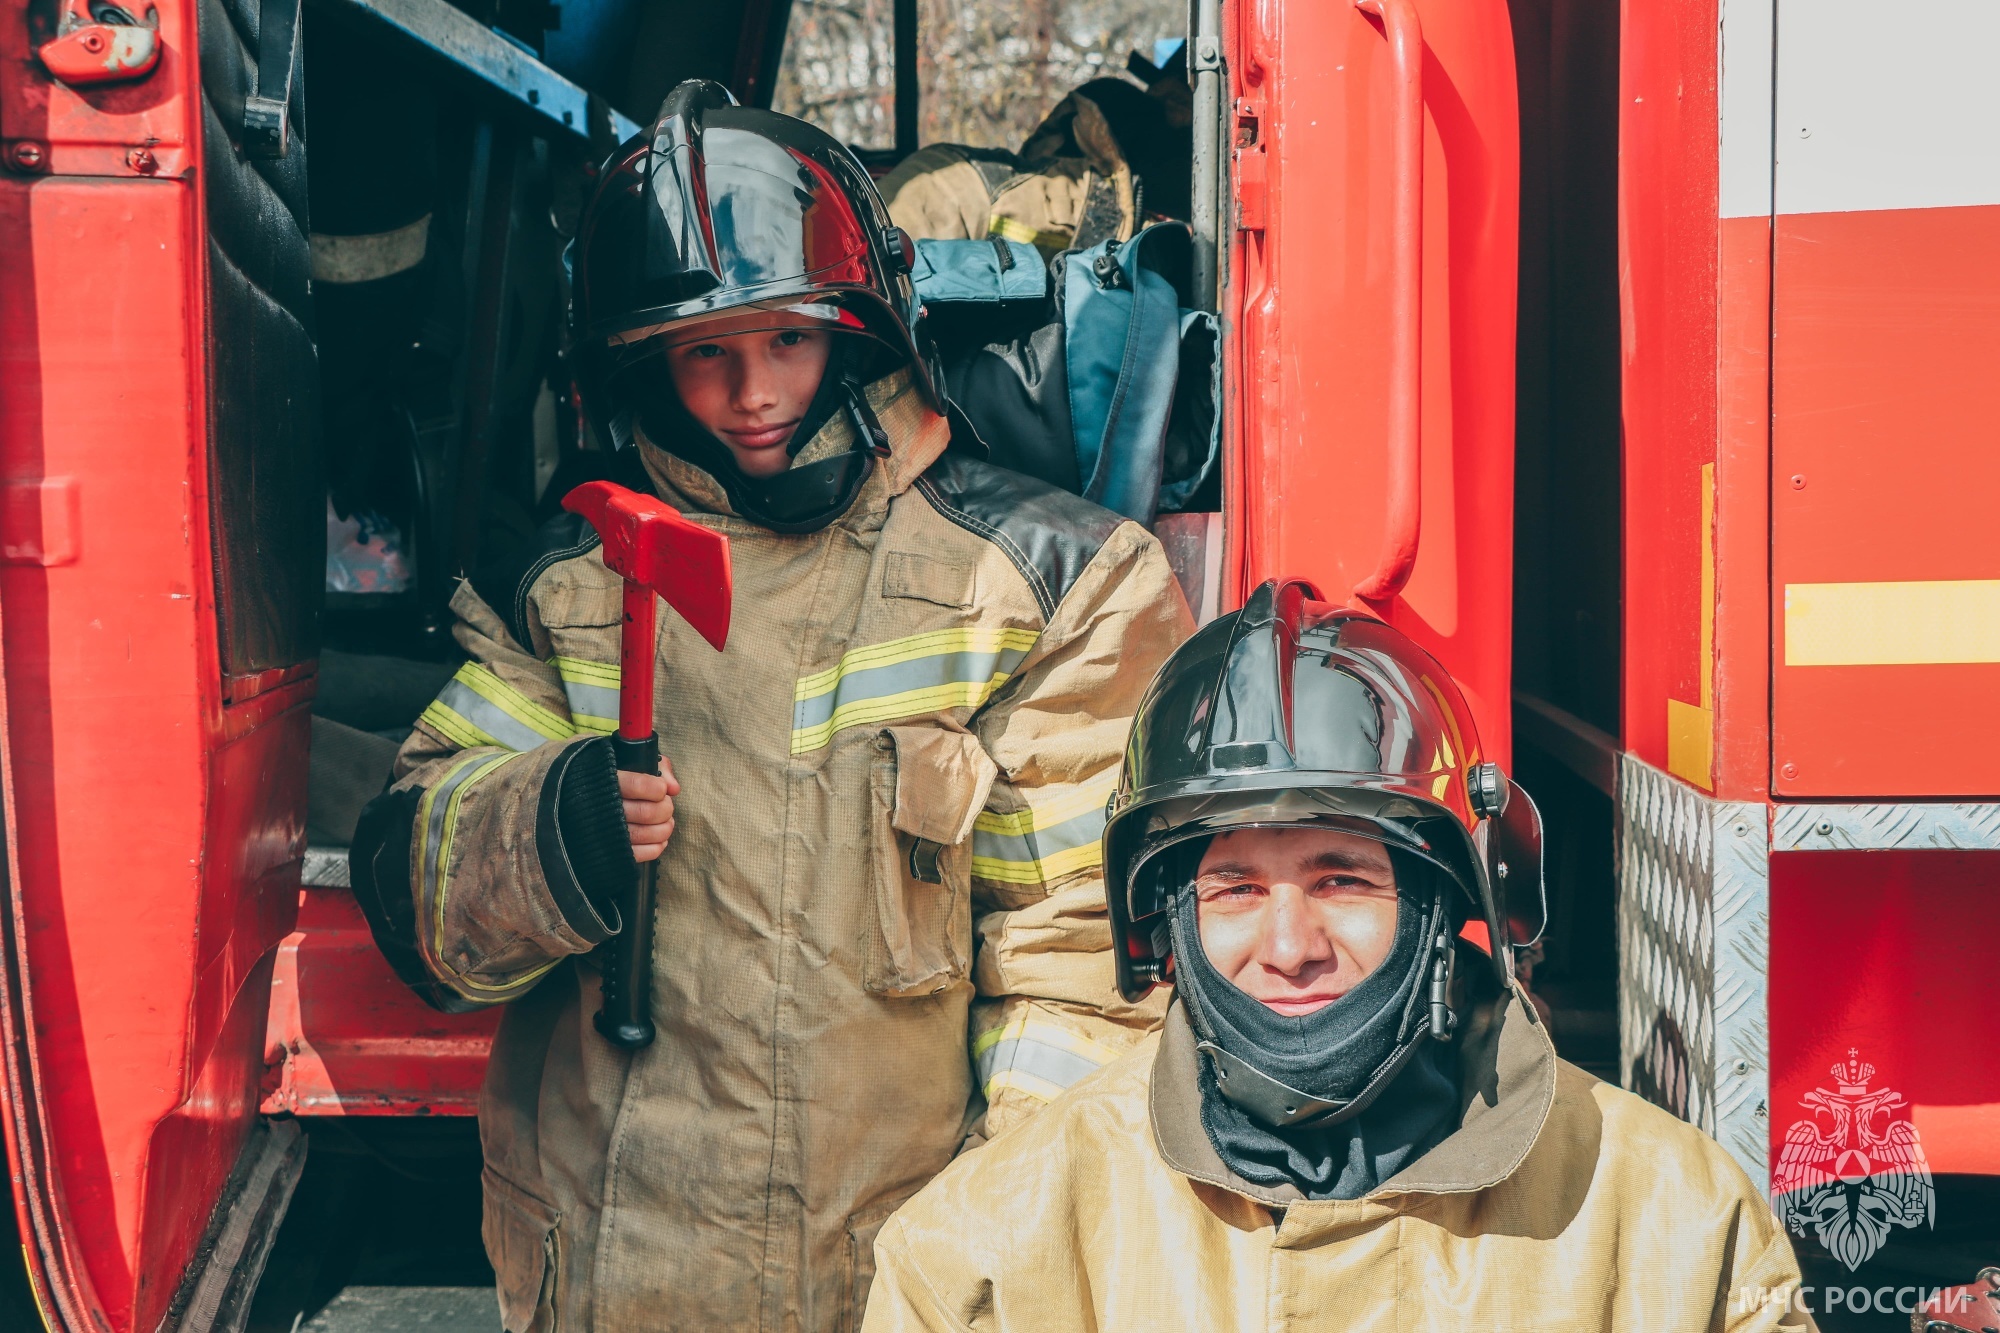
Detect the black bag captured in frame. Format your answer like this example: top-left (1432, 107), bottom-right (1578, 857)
top-left (916, 226), bottom-right (1218, 527)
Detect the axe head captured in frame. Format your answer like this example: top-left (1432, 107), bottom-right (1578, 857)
top-left (562, 480), bottom-right (732, 651)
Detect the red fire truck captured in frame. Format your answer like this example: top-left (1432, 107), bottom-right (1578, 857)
top-left (0, 0), bottom-right (1991, 1328)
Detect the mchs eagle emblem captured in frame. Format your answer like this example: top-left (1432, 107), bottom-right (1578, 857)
top-left (1773, 1049), bottom-right (1935, 1271)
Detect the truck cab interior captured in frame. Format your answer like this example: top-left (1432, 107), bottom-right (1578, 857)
top-left (0, 0), bottom-right (1629, 1327)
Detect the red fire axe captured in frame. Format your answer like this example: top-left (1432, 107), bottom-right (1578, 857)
top-left (561, 480), bottom-right (732, 1048)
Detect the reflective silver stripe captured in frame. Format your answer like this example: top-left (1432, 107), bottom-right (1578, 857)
top-left (971, 804), bottom-right (1106, 873)
top-left (417, 753), bottom-right (510, 973)
top-left (561, 678), bottom-right (621, 728)
top-left (975, 1036), bottom-right (1106, 1096)
top-left (790, 645), bottom-right (1034, 733)
top-left (431, 676), bottom-right (560, 753)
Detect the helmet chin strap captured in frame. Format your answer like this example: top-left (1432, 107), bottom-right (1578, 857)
top-left (631, 347), bottom-right (902, 535)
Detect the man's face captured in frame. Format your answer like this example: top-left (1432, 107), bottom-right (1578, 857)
top-left (1193, 828), bottom-right (1401, 1016)
top-left (663, 309), bottom-right (833, 478)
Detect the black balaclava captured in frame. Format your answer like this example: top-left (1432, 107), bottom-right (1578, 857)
top-left (1166, 840), bottom-right (1463, 1200)
top-left (625, 332), bottom-right (898, 534)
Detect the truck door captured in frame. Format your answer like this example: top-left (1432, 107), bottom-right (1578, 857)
top-left (0, 0), bottom-right (317, 1327)
top-left (1215, 0), bottom-right (1520, 755)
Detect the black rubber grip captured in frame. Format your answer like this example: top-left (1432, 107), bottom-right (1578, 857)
top-left (596, 728), bottom-right (662, 1048)
top-left (610, 732), bottom-right (661, 776)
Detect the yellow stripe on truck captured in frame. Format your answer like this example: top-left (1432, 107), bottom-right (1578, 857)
top-left (1785, 580), bottom-right (2000, 665)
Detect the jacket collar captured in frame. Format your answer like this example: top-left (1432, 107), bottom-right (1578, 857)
top-left (636, 368), bottom-right (951, 523)
top-left (1149, 983), bottom-right (1558, 1208)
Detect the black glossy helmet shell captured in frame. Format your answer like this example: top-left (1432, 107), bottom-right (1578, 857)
top-left (571, 80), bottom-right (938, 434)
top-left (1103, 579), bottom-right (1540, 1000)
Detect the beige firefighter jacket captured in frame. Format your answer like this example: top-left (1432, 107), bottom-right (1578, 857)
top-left (385, 369), bottom-right (1191, 1331)
top-left (879, 91), bottom-right (1138, 255)
top-left (865, 991), bottom-right (1817, 1333)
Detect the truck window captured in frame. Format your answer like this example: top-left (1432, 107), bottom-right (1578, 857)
top-left (773, 0), bottom-right (1186, 154)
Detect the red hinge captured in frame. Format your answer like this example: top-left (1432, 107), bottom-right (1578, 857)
top-left (37, 1), bottom-right (161, 87)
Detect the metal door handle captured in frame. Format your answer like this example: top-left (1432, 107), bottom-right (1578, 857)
top-left (1352, 0), bottom-right (1424, 603)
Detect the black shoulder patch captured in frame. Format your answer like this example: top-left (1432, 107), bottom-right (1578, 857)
top-left (469, 450), bottom-right (654, 650)
top-left (914, 454), bottom-right (1125, 621)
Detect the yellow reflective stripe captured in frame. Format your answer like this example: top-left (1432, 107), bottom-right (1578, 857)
top-left (971, 769), bottom-right (1116, 885)
top-left (553, 655), bottom-right (620, 686)
top-left (452, 663), bottom-right (574, 739)
top-left (419, 696), bottom-right (501, 751)
top-left (794, 680), bottom-right (1014, 756)
top-left (973, 1013), bottom-right (1122, 1104)
top-left (973, 769), bottom-right (1118, 838)
top-left (553, 656), bottom-right (621, 734)
top-left (790, 627), bottom-right (1039, 755)
top-left (983, 1068), bottom-right (1072, 1103)
top-left (972, 842), bottom-right (1101, 886)
top-left (423, 751), bottom-right (557, 998)
top-left (419, 662), bottom-right (575, 752)
top-left (793, 627), bottom-right (1039, 700)
top-left (988, 214), bottom-right (1071, 251)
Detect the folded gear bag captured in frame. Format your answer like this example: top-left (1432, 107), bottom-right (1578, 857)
top-left (915, 225), bottom-right (1218, 528)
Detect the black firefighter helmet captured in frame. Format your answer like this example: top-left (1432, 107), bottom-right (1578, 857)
top-left (1102, 578), bottom-right (1546, 1004)
top-left (572, 79), bottom-right (932, 400)
top-left (568, 81), bottom-right (938, 529)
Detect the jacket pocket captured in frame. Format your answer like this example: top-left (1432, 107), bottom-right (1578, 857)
top-left (482, 1168), bottom-right (562, 1333)
top-left (843, 1191), bottom-right (919, 1333)
top-left (863, 726), bottom-right (997, 997)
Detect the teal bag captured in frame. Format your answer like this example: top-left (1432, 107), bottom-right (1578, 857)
top-left (915, 225), bottom-right (1219, 526)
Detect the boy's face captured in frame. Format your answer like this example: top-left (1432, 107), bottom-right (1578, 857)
top-left (663, 309), bottom-right (834, 478)
top-left (1193, 828), bottom-right (1402, 1016)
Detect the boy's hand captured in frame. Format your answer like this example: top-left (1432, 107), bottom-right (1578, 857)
top-left (620, 758), bottom-right (680, 863)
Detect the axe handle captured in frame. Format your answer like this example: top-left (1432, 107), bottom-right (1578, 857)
top-left (595, 580), bottom-right (661, 1050)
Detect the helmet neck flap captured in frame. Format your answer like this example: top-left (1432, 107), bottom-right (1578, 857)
top-left (626, 333), bottom-right (897, 534)
top-left (1158, 839), bottom-right (1468, 1202)
top-left (1164, 843), bottom-right (1462, 1134)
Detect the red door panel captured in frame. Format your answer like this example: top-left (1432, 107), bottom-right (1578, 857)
top-left (0, 0), bottom-right (311, 1324)
top-left (1226, 0), bottom-right (1519, 761)
top-left (1770, 203), bottom-right (2000, 797)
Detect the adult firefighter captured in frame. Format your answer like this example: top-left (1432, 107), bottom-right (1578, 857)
top-left (349, 80), bottom-right (1192, 1331)
top-left (863, 580), bottom-right (1814, 1333)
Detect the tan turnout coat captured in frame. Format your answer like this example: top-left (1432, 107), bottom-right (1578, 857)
top-left (384, 370), bottom-right (1191, 1330)
top-left (866, 993), bottom-right (1818, 1333)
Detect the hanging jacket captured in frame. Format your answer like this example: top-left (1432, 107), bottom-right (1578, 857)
top-left (863, 992), bottom-right (1818, 1333)
top-left (350, 367), bottom-right (1192, 1331)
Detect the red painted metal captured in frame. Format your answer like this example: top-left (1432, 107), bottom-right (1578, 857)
top-left (1222, 0), bottom-right (1519, 763)
top-left (1, 0), bottom-right (192, 179)
top-left (0, 0), bottom-right (313, 1327)
top-left (36, 0), bottom-right (163, 89)
top-left (619, 580), bottom-right (658, 739)
top-left (1770, 204), bottom-right (2000, 798)
top-left (1349, 0), bottom-right (1424, 606)
top-left (1620, 0), bottom-right (2000, 1200)
top-left (1768, 851), bottom-right (2000, 1179)
top-left (262, 891), bottom-right (500, 1117)
top-left (561, 479), bottom-right (735, 661)
top-left (1617, 0), bottom-right (1723, 789)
